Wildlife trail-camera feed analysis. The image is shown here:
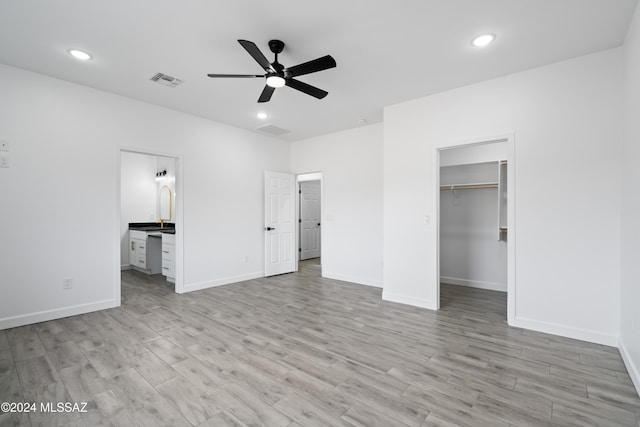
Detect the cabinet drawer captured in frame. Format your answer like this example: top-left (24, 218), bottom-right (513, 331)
top-left (162, 263), bottom-right (174, 278)
top-left (130, 230), bottom-right (147, 240)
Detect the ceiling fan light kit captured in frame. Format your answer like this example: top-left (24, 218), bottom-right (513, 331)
top-left (266, 75), bottom-right (286, 88)
top-left (207, 39), bottom-right (336, 103)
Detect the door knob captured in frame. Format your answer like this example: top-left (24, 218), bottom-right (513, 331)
top-left (317, 223), bottom-right (321, 226)
top-left (265, 227), bottom-right (276, 231)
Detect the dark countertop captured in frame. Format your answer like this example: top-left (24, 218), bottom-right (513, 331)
top-left (129, 222), bottom-right (175, 234)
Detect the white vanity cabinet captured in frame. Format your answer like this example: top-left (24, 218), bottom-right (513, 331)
top-left (161, 233), bottom-right (176, 282)
top-left (129, 230), bottom-right (161, 274)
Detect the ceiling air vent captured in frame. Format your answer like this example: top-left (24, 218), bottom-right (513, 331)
top-left (256, 124), bottom-right (290, 136)
top-left (150, 72), bottom-right (183, 88)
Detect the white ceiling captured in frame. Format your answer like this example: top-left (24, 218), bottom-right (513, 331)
top-left (0, 0), bottom-right (637, 141)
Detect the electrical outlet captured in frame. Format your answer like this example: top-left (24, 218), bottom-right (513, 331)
top-left (62, 277), bottom-right (73, 290)
top-left (0, 140), bottom-right (9, 152)
top-left (0, 153), bottom-right (9, 168)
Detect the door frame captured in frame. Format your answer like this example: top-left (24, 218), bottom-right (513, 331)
top-left (295, 172), bottom-right (323, 273)
top-left (433, 133), bottom-right (516, 324)
top-left (299, 179), bottom-right (322, 261)
top-left (115, 146), bottom-right (185, 304)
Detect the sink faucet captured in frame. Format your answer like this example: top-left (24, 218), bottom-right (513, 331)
top-left (157, 219), bottom-right (164, 229)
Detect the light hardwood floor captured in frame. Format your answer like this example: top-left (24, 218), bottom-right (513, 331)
top-left (1, 259), bottom-right (639, 426)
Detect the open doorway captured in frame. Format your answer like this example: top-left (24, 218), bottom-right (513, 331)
top-left (297, 172), bottom-right (322, 273)
top-left (118, 149), bottom-right (181, 298)
top-left (434, 136), bottom-right (515, 323)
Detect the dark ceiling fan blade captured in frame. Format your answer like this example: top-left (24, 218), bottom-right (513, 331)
top-left (207, 73), bottom-right (264, 78)
top-left (285, 78), bottom-right (328, 99)
top-left (285, 55), bottom-right (336, 78)
top-left (238, 40), bottom-right (273, 72)
top-left (258, 85), bottom-right (275, 103)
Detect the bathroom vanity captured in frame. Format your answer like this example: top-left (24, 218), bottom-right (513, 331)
top-left (129, 229), bottom-right (162, 275)
top-left (128, 222), bottom-right (175, 277)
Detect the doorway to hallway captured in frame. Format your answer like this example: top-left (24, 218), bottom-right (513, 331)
top-left (297, 172), bottom-right (323, 271)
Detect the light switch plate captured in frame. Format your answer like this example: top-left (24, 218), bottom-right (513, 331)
top-left (0, 153), bottom-right (9, 168)
top-left (0, 140), bottom-right (9, 152)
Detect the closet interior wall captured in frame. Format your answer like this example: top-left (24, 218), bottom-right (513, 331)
top-left (439, 147), bottom-right (508, 293)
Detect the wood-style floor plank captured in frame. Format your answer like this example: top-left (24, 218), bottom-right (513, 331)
top-left (0, 259), bottom-right (637, 426)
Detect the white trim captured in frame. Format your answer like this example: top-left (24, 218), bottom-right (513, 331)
top-left (433, 133), bottom-right (516, 323)
top-left (183, 271), bottom-right (263, 293)
top-left (114, 148), bottom-right (123, 308)
top-left (120, 264), bottom-right (132, 271)
top-left (440, 276), bottom-right (506, 292)
top-left (297, 172), bottom-right (322, 182)
top-left (506, 135), bottom-right (516, 324)
top-left (512, 316), bottom-right (618, 347)
top-left (323, 271), bottom-right (382, 288)
top-left (382, 291), bottom-right (436, 310)
top-left (619, 338), bottom-right (640, 396)
top-left (0, 299), bottom-right (118, 330)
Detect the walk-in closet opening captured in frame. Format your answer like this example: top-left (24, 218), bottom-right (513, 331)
top-left (438, 141), bottom-right (509, 318)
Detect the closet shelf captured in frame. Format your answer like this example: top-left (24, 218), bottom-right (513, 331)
top-left (440, 182), bottom-right (499, 191)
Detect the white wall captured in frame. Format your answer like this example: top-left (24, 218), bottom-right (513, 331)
top-left (440, 142), bottom-right (508, 167)
top-left (0, 63), bottom-right (290, 329)
top-left (384, 48), bottom-right (623, 345)
top-left (621, 3), bottom-right (640, 394)
top-left (120, 151), bottom-right (158, 267)
top-left (291, 124), bottom-right (383, 287)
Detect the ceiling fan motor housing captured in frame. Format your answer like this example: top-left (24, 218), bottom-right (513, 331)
top-left (268, 39), bottom-right (285, 55)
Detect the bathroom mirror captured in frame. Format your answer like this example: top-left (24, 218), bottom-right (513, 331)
top-left (160, 185), bottom-right (172, 221)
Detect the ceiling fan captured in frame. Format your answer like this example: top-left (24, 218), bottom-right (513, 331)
top-left (207, 39), bottom-right (336, 103)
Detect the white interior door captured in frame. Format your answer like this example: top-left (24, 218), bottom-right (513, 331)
top-left (264, 171), bottom-right (296, 276)
top-left (300, 180), bottom-right (321, 260)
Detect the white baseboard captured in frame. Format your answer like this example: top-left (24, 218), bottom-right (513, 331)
top-left (382, 291), bottom-right (436, 310)
top-left (619, 338), bottom-right (640, 397)
top-left (184, 271), bottom-right (264, 293)
top-left (511, 315), bottom-right (618, 346)
top-left (0, 299), bottom-right (119, 330)
top-left (120, 264), bottom-right (132, 271)
top-left (322, 271), bottom-right (382, 288)
top-left (440, 276), bottom-right (507, 292)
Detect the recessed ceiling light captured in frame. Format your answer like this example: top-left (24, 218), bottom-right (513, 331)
top-left (257, 112), bottom-right (268, 120)
top-left (471, 34), bottom-right (495, 47)
top-left (67, 49), bottom-right (93, 61)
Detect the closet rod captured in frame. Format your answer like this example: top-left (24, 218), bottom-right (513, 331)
top-left (440, 183), bottom-right (498, 191)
